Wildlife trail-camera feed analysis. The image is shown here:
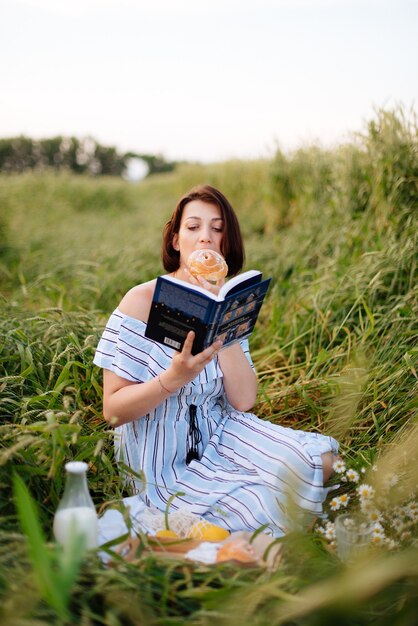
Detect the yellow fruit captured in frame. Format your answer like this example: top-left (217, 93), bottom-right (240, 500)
top-left (188, 520), bottom-right (230, 542)
top-left (155, 529), bottom-right (179, 539)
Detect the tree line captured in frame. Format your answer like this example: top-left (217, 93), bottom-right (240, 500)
top-left (0, 135), bottom-right (177, 177)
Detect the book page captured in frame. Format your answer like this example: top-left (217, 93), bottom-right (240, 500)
top-left (219, 270), bottom-right (261, 299)
top-left (162, 270), bottom-right (262, 302)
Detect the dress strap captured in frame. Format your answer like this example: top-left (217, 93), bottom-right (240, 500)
top-left (186, 404), bottom-right (202, 465)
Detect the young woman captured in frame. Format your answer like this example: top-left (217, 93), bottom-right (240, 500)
top-left (94, 184), bottom-right (339, 536)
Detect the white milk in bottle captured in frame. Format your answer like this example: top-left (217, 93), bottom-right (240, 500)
top-left (53, 461), bottom-right (98, 550)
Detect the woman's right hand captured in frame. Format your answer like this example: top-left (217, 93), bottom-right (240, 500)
top-left (103, 331), bottom-right (222, 426)
top-left (163, 331), bottom-right (222, 392)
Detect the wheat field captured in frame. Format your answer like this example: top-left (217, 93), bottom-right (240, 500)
top-left (0, 107), bottom-right (417, 625)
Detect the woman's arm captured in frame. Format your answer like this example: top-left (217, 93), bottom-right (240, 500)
top-left (218, 342), bottom-right (258, 411)
top-left (102, 283), bottom-right (223, 426)
top-left (103, 369), bottom-right (171, 426)
top-left (103, 330), bottom-right (222, 426)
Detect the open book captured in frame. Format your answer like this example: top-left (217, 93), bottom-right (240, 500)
top-left (145, 270), bottom-right (271, 355)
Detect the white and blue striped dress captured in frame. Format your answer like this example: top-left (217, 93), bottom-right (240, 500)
top-left (94, 308), bottom-right (339, 537)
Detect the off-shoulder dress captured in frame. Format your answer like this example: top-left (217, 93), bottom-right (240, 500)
top-left (94, 308), bottom-right (339, 536)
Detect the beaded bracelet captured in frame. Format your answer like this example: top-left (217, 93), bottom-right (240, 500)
top-left (158, 374), bottom-right (173, 394)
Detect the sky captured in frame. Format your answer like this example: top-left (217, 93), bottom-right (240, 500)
top-left (1, 0), bottom-right (417, 163)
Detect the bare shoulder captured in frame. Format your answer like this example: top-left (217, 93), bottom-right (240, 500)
top-left (118, 279), bottom-right (157, 323)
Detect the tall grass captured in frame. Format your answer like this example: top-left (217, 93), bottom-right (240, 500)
top-left (0, 106), bottom-right (417, 624)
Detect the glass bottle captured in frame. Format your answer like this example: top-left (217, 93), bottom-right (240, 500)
top-left (53, 461), bottom-right (98, 550)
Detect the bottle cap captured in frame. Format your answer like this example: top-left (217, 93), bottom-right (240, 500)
top-left (65, 461), bottom-right (88, 474)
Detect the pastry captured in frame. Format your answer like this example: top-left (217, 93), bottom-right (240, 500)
top-left (187, 249), bottom-right (228, 283)
top-left (216, 538), bottom-right (258, 564)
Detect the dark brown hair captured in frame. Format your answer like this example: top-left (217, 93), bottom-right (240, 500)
top-left (162, 184), bottom-right (245, 276)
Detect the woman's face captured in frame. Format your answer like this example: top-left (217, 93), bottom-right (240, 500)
top-left (172, 200), bottom-right (224, 270)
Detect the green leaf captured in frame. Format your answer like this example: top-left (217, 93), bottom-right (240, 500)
top-left (164, 491), bottom-right (186, 530)
top-left (13, 474), bottom-right (70, 620)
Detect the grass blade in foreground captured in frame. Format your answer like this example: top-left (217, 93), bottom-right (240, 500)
top-left (13, 474), bottom-right (86, 621)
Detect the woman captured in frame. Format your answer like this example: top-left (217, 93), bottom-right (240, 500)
top-left (94, 184), bottom-right (339, 536)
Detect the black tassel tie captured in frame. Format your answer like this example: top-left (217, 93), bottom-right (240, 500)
top-left (186, 404), bottom-right (202, 465)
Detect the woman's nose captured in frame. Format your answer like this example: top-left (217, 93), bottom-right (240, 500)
top-left (199, 229), bottom-right (211, 242)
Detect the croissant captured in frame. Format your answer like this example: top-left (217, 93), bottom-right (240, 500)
top-left (187, 249), bottom-right (228, 283)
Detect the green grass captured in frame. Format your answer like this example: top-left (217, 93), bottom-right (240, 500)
top-left (0, 105), bottom-right (417, 624)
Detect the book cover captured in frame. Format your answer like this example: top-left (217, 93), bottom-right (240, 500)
top-left (145, 270), bottom-right (271, 355)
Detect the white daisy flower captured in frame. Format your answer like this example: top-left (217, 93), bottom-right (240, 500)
top-left (346, 469), bottom-right (360, 483)
top-left (371, 531), bottom-right (385, 546)
top-left (372, 521), bottom-right (384, 533)
top-left (324, 521), bottom-right (336, 540)
top-left (333, 459), bottom-right (346, 474)
top-left (385, 538), bottom-right (398, 550)
top-left (405, 502), bottom-right (418, 519)
top-left (391, 517), bottom-right (405, 534)
top-left (338, 494), bottom-right (350, 508)
top-left (404, 506), bottom-right (418, 522)
top-left (367, 509), bottom-right (383, 524)
top-left (358, 484), bottom-right (375, 500)
top-left (330, 497), bottom-right (341, 511)
top-left (387, 473), bottom-right (399, 487)
top-left (325, 528), bottom-right (335, 541)
top-left (401, 530), bottom-right (412, 542)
